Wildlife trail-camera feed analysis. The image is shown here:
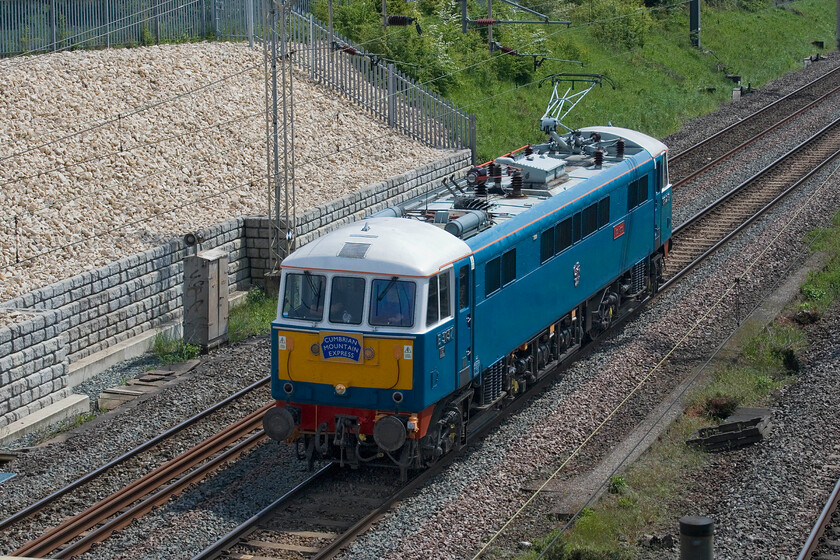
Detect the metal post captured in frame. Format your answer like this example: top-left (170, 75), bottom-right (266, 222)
top-left (105, 0), bottom-right (110, 48)
top-left (154, 0), bottom-right (160, 44)
top-left (837, 0), bottom-right (839, 50)
top-left (247, 0), bottom-right (254, 47)
top-left (690, 0), bottom-right (700, 48)
top-left (382, 0), bottom-right (387, 29)
top-left (461, 0), bottom-right (467, 33)
top-left (309, 13), bottom-right (314, 80)
top-left (469, 113), bottom-right (477, 165)
top-left (51, 0), bottom-right (57, 51)
top-left (487, 0), bottom-right (493, 55)
top-left (679, 516), bottom-right (713, 560)
top-left (387, 63), bottom-right (396, 128)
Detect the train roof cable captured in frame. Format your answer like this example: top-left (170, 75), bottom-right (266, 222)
top-left (472, 157), bottom-right (840, 559)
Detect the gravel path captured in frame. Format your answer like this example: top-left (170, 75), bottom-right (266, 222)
top-left (2, 52), bottom-right (840, 560)
top-left (0, 41), bottom-right (452, 302)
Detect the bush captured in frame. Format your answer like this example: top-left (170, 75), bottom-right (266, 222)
top-left (579, 0), bottom-right (653, 50)
top-left (152, 333), bottom-right (200, 364)
top-left (608, 474), bottom-right (628, 494)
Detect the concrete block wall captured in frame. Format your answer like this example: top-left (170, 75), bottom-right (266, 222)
top-left (0, 150), bottom-right (471, 431)
top-left (0, 308), bottom-right (70, 429)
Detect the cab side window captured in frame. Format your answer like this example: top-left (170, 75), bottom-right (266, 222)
top-left (427, 270), bottom-right (453, 326)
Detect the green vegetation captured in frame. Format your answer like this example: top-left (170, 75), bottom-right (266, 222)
top-left (316, 0), bottom-right (834, 160)
top-left (227, 286), bottom-right (278, 343)
top-left (800, 213), bottom-right (840, 315)
top-left (32, 410), bottom-right (101, 445)
top-left (151, 332), bottom-right (201, 364)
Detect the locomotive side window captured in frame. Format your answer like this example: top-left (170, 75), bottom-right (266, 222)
top-left (427, 276), bottom-right (439, 325)
top-left (459, 266), bottom-right (470, 310)
top-left (485, 257), bottom-right (501, 296)
top-left (370, 278), bottom-right (415, 327)
top-left (657, 155), bottom-right (669, 191)
top-left (583, 204), bottom-right (598, 237)
top-left (426, 271), bottom-right (453, 327)
top-left (282, 272), bottom-right (326, 321)
top-left (540, 229), bottom-right (555, 264)
top-left (628, 175), bottom-right (649, 211)
top-left (329, 276), bottom-right (365, 324)
top-left (556, 217), bottom-right (573, 253)
top-left (439, 270), bottom-right (452, 319)
top-left (598, 197), bottom-right (610, 228)
top-left (572, 212), bottom-right (582, 243)
top-left (502, 249), bottom-right (516, 286)
top-left (638, 175), bottom-right (649, 204)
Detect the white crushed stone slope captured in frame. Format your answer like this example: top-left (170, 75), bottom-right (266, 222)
top-left (0, 42), bottom-right (450, 303)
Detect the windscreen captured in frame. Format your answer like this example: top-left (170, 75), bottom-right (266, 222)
top-left (369, 278), bottom-right (415, 327)
top-left (282, 272), bottom-right (326, 320)
top-left (329, 276), bottom-right (366, 324)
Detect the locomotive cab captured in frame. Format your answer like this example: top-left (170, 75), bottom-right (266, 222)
top-left (266, 218), bottom-right (473, 472)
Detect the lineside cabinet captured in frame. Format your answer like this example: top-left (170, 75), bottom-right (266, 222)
top-left (183, 248), bottom-right (229, 349)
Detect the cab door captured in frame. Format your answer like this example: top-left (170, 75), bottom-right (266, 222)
top-left (454, 259), bottom-right (474, 389)
top-left (657, 155), bottom-right (673, 245)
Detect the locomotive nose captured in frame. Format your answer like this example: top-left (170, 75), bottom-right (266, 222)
top-left (263, 406), bottom-right (299, 442)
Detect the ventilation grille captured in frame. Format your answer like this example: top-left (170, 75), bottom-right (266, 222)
top-left (482, 361), bottom-right (504, 404)
top-left (338, 242), bottom-right (371, 259)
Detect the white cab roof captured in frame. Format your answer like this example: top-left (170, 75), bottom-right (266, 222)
top-left (580, 125), bottom-right (668, 157)
top-left (281, 217), bottom-right (471, 277)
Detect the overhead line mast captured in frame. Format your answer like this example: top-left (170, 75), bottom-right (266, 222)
top-left (265, 0), bottom-right (298, 281)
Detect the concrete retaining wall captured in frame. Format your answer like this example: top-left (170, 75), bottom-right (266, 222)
top-left (0, 150), bottom-right (471, 431)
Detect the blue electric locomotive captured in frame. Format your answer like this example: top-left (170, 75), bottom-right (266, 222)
top-left (263, 78), bottom-right (672, 476)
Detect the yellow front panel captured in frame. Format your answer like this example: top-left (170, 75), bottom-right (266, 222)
top-left (276, 330), bottom-right (413, 391)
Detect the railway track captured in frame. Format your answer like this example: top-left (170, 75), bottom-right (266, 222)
top-left (0, 373), bottom-right (271, 558)
top-left (663, 116), bottom-right (840, 287)
top-left (798, 476), bottom-right (840, 560)
top-left (7, 66), bottom-right (840, 560)
top-left (669, 65), bottom-right (840, 186)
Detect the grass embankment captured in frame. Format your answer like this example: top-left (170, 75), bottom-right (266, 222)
top-left (457, 0), bottom-right (835, 160)
top-left (317, 0), bottom-right (834, 161)
top-left (517, 217), bottom-right (840, 559)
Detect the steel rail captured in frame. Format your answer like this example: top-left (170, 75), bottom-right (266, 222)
top-left (669, 65), bottom-right (840, 183)
top-left (191, 326), bottom-right (614, 560)
top-left (671, 80), bottom-right (840, 188)
top-left (0, 374), bottom-right (270, 531)
top-left (11, 404), bottom-right (271, 558)
top-left (57, 430), bottom-right (268, 558)
top-left (662, 117), bottom-right (840, 289)
top-left (190, 462), bottom-right (338, 560)
top-left (797, 475), bottom-right (840, 560)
